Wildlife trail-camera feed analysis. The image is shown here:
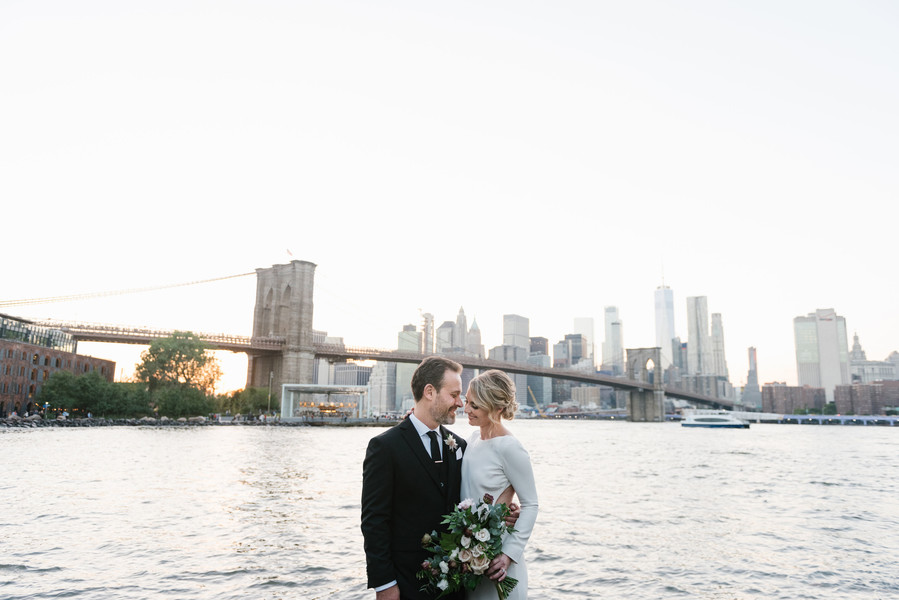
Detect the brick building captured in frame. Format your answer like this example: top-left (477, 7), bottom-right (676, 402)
top-left (761, 383), bottom-right (826, 414)
top-left (834, 381), bottom-right (899, 415)
top-left (1, 314), bottom-right (115, 416)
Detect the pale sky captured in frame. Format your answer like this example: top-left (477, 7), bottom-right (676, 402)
top-left (3, 1), bottom-right (897, 394)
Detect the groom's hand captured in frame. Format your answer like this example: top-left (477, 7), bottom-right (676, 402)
top-left (504, 502), bottom-right (521, 527)
top-left (375, 584), bottom-right (400, 600)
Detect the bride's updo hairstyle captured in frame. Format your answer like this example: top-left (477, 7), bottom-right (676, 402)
top-left (467, 369), bottom-right (518, 423)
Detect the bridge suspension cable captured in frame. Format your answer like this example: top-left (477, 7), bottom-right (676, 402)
top-left (0, 272), bottom-right (256, 308)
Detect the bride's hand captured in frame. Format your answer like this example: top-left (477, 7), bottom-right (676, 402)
top-left (504, 502), bottom-right (520, 527)
top-left (488, 553), bottom-right (512, 582)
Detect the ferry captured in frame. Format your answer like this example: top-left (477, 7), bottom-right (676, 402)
top-left (681, 410), bottom-right (750, 429)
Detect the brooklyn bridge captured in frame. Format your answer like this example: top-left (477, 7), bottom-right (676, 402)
top-left (21, 261), bottom-right (737, 422)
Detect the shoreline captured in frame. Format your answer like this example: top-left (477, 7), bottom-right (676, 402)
top-left (3, 414), bottom-right (897, 428)
top-left (0, 416), bottom-right (400, 429)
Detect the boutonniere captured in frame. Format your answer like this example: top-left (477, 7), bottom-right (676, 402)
top-left (444, 434), bottom-right (458, 451)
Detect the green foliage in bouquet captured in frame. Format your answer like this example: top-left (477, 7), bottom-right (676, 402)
top-left (417, 493), bottom-right (518, 599)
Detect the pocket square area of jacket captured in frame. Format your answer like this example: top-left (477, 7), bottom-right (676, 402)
top-left (456, 448), bottom-right (463, 460)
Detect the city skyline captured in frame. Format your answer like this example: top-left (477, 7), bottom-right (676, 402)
top-left (3, 2), bottom-right (897, 393)
top-left (7, 272), bottom-right (894, 396)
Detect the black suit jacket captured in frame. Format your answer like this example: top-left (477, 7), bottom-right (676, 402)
top-left (361, 418), bottom-right (466, 599)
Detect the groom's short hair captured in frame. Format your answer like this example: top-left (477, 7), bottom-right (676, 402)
top-left (411, 356), bottom-right (463, 401)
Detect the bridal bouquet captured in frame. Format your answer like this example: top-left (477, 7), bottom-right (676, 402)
top-left (417, 493), bottom-right (518, 600)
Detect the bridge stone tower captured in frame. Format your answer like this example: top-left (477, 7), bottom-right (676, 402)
top-left (246, 261), bottom-right (316, 398)
top-left (626, 347), bottom-right (665, 422)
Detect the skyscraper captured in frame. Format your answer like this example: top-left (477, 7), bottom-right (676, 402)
top-left (467, 318), bottom-right (484, 358)
top-left (526, 353), bottom-right (552, 408)
top-left (435, 321), bottom-right (455, 352)
top-left (396, 325), bottom-right (422, 410)
top-left (421, 312), bottom-right (435, 354)
top-left (530, 336), bottom-right (549, 356)
top-left (849, 333), bottom-right (897, 383)
top-left (686, 296), bottom-right (712, 375)
top-left (565, 333), bottom-right (589, 367)
top-left (503, 314), bottom-right (530, 350)
top-left (573, 317), bottom-right (595, 367)
top-left (742, 347), bottom-right (762, 409)
top-left (602, 306), bottom-right (624, 374)
top-left (654, 285), bottom-right (675, 369)
top-left (487, 343), bottom-right (529, 408)
top-left (454, 307), bottom-right (468, 350)
top-left (794, 309), bottom-right (849, 402)
top-left (367, 361), bottom-right (396, 415)
top-left (710, 313), bottom-right (729, 378)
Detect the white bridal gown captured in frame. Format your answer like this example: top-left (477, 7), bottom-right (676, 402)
top-left (460, 432), bottom-right (538, 600)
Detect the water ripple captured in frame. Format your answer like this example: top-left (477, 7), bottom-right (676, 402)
top-left (2, 424), bottom-right (899, 599)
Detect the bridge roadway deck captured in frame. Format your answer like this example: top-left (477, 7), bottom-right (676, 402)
top-left (313, 344), bottom-right (734, 408)
top-left (43, 321), bottom-right (733, 408)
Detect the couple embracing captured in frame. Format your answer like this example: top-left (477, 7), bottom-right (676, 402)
top-left (361, 357), bottom-right (539, 600)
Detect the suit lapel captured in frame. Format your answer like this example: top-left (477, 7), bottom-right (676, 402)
top-left (441, 426), bottom-right (462, 505)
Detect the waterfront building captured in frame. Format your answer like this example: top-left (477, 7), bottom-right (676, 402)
top-left (601, 306), bottom-right (624, 375)
top-left (367, 361), bottom-right (396, 416)
top-left (314, 334), bottom-right (344, 384)
top-left (552, 378), bottom-right (573, 405)
top-left (334, 362), bottom-right (372, 386)
top-left (761, 382), bottom-right (826, 414)
top-left (741, 347), bottom-right (762, 409)
top-left (654, 285), bottom-right (676, 369)
top-left (889, 352), bottom-right (899, 376)
top-left (503, 314), bottom-right (530, 350)
top-left (395, 324), bottom-right (421, 410)
top-left (0, 314), bottom-right (115, 417)
top-left (710, 313), bottom-right (729, 379)
top-left (833, 381), bottom-right (899, 415)
top-left (573, 317), bottom-right (595, 367)
top-left (884, 381), bottom-right (899, 410)
top-left (794, 309), bottom-right (849, 402)
top-left (571, 385), bottom-right (601, 408)
top-left (679, 374), bottom-right (732, 400)
top-left (686, 296), bottom-right (712, 375)
top-left (849, 333), bottom-right (897, 383)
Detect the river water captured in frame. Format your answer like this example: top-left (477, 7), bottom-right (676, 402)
top-left (2, 420), bottom-right (897, 599)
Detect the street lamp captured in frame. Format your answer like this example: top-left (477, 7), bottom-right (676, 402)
top-left (267, 370), bottom-right (274, 415)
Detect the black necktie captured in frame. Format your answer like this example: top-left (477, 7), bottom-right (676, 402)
top-left (427, 430), bottom-right (442, 463)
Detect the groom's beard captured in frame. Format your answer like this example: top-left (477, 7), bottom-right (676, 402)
top-left (431, 404), bottom-right (457, 426)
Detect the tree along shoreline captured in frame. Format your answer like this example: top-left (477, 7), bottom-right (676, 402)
top-left (0, 415), bottom-right (396, 428)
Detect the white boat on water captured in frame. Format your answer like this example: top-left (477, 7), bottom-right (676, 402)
top-left (681, 410), bottom-right (750, 429)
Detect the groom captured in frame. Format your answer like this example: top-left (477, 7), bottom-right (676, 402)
top-left (361, 356), bottom-right (467, 600)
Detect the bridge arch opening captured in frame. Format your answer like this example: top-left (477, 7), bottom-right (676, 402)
top-left (645, 358), bottom-right (655, 384)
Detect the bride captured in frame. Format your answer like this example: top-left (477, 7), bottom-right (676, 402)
top-left (460, 370), bottom-right (538, 600)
